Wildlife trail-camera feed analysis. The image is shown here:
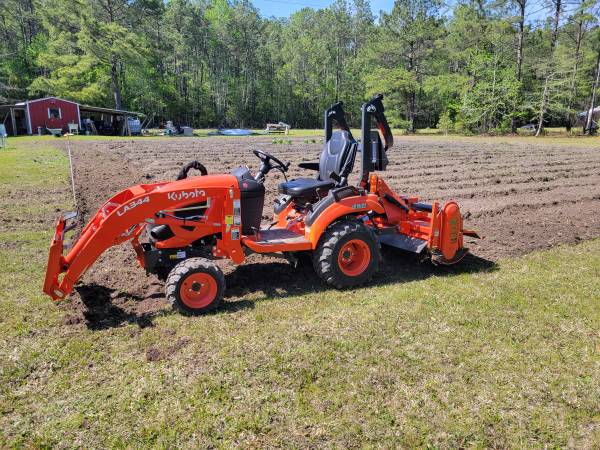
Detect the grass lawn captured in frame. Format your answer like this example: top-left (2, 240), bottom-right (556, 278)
top-left (5, 127), bottom-right (600, 144)
top-left (0, 140), bottom-right (599, 448)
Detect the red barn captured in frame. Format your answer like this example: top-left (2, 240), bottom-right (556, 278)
top-left (0, 96), bottom-right (141, 136)
top-left (22, 97), bottom-right (81, 134)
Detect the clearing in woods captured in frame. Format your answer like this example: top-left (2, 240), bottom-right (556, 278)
top-left (61, 135), bottom-right (600, 320)
top-left (0, 135), bottom-right (599, 447)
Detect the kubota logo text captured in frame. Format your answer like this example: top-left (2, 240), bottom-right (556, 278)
top-left (167, 189), bottom-right (206, 202)
top-left (448, 217), bottom-right (458, 243)
top-left (117, 196), bottom-right (150, 216)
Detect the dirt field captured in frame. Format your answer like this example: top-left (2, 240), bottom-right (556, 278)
top-left (60, 136), bottom-right (600, 325)
top-left (2, 137), bottom-right (600, 447)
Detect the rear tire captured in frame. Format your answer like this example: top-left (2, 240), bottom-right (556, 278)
top-left (166, 258), bottom-right (225, 315)
top-left (313, 219), bottom-right (380, 289)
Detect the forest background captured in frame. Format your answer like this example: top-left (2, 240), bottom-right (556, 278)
top-left (1, 0), bottom-right (599, 133)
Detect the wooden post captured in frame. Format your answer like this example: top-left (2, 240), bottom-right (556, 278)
top-left (10, 108), bottom-right (17, 136)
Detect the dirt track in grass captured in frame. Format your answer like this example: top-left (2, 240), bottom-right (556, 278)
top-left (55, 136), bottom-right (600, 326)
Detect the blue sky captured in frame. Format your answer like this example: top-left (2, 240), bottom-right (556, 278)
top-left (254, 0), bottom-right (396, 18)
top-left (252, 0), bottom-right (556, 23)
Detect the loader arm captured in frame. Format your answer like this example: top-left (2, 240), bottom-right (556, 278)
top-left (44, 175), bottom-right (241, 301)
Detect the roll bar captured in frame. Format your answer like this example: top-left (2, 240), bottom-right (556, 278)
top-left (359, 94), bottom-right (394, 185)
top-left (324, 101), bottom-right (353, 142)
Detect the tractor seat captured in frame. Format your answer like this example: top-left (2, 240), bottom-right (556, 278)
top-left (278, 130), bottom-right (355, 199)
top-left (278, 178), bottom-right (335, 197)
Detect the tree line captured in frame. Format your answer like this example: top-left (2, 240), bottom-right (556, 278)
top-left (1, 0), bottom-right (599, 133)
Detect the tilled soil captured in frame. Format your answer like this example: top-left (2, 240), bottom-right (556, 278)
top-left (56, 136), bottom-right (600, 326)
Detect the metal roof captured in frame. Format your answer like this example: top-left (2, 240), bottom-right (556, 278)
top-left (15, 96), bottom-right (80, 106)
top-left (78, 104), bottom-right (142, 116)
top-left (1, 97), bottom-right (141, 116)
top-left (0, 104), bottom-right (25, 109)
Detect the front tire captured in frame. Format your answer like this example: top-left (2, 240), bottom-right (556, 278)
top-left (313, 219), bottom-right (380, 289)
top-left (166, 258), bottom-right (225, 315)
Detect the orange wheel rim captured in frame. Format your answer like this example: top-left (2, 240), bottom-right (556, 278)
top-left (337, 239), bottom-right (371, 277)
top-left (179, 273), bottom-right (218, 308)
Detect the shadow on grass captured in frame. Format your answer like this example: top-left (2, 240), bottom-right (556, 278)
top-left (74, 249), bottom-right (495, 330)
top-left (74, 284), bottom-right (170, 330)
top-left (222, 248), bottom-right (496, 310)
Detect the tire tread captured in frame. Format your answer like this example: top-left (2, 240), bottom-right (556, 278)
top-left (312, 219), bottom-right (380, 289)
top-left (165, 258), bottom-right (225, 315)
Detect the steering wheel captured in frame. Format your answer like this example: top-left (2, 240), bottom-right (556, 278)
top-left (253, 149), bottom-right (290, 175)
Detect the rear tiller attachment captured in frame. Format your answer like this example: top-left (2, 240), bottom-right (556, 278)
top-left (368, 173), bottom-right (479, 264)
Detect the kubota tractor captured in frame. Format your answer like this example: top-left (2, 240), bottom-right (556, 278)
top-left (44, 95), bottom-right (478, 314)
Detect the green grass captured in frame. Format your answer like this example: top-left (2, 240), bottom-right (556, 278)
top-left (0, 140), bottom-right (599, 448)
top-left (0, 142), bottom-right (72, 232)
top-left (4, 127), bottom-right (600, 144)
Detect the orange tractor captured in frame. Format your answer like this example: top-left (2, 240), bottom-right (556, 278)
top-left (44, 95), bottom-right (478, 314)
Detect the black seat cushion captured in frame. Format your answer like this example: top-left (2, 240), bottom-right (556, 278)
top-left (318, 130), bottom-right (355, 181)
top-left (278, 178), bottom-right (334, 197)
top-left (278, 130), bottom-right (356, 199)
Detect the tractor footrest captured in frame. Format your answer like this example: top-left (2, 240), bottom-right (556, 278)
top-left (242, 228), bottom-right (311, 252)
top-left (378, 233), bottom-right (428, 253)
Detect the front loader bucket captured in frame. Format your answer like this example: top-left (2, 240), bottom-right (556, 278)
top-left (41, 183), bottom-right (159, 301)
top-left (43, 211), bottom-right (78, 300)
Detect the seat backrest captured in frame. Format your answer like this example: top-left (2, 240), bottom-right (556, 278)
top-left (318, 130), bottom-right (355, 181)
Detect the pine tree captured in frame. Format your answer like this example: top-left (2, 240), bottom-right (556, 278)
top-left (1, 0), bottom-right (598, 131)
top-left (367, 0), bottom-right (442, 131)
